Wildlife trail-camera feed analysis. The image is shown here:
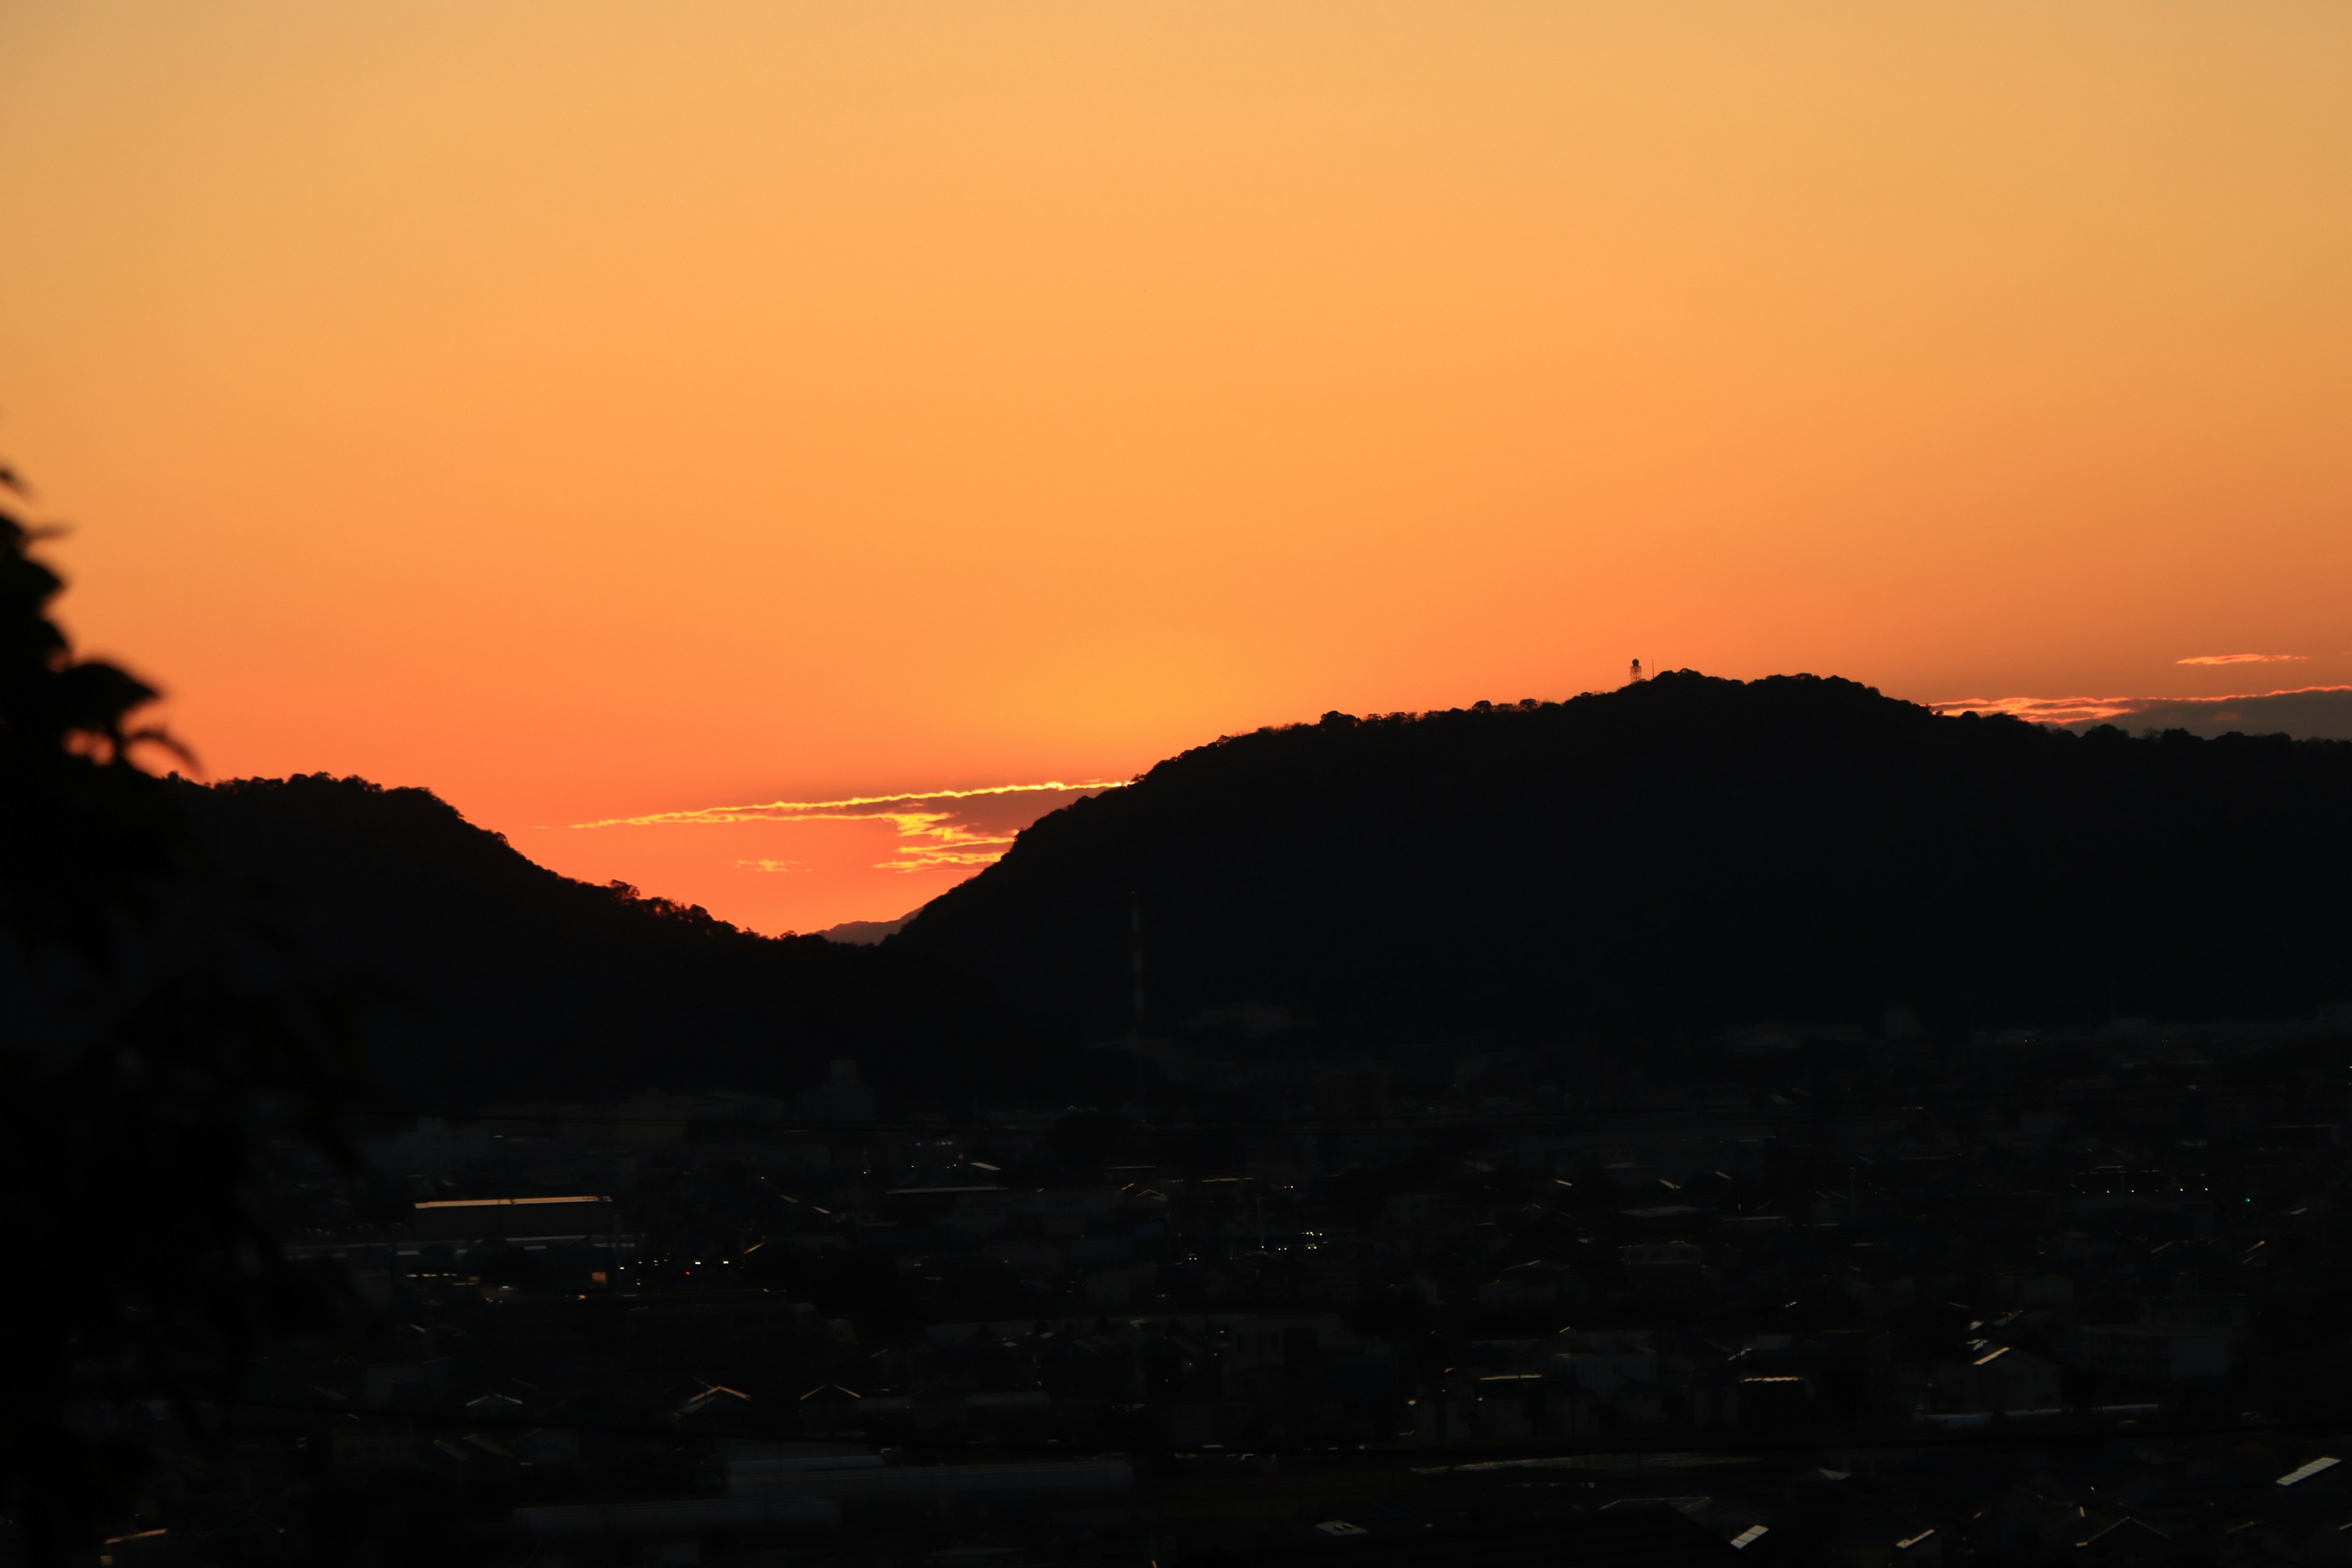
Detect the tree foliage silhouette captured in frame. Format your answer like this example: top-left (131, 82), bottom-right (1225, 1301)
top-left (0, 471), bottom-right (355, 1563)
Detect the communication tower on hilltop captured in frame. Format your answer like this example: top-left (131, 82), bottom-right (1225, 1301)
top-left (1629, 658), bottom-right (1644, 684)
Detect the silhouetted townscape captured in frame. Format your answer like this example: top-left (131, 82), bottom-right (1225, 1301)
top-left (12, 618), bottom-right (2347, 1562)
top-left (165, 1001), bottom-right (2352, 1566)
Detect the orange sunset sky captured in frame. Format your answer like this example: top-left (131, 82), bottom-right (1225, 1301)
top-left (5, 2), bottom-right (2350, 934)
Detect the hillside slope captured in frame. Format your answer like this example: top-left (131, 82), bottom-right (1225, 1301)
top-left (897, 672), bottom-right (2352, 1041)
top-left (170, 774), bottom-right (1038, 1108)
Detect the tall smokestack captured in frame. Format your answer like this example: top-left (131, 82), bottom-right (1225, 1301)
top-left (1129, 891), bottom-right (1145, 1044)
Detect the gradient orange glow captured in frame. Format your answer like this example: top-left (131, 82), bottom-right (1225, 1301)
top-left (5, 2), bottom-right (2350, 931)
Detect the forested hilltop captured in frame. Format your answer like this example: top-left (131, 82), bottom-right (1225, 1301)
top-left (172, 676), bottom-right (2352, 1104)
top-left (167, 774), bottom-right (1047, 1109)
top-left (897, 671), bottom-right (2352, 1043)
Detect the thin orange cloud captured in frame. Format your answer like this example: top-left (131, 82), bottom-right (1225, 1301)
top-left (1929, 687), bottom-right (2352, 738)
top-left (570, 780), bottom-right (1126, 874)
top-left (1927, 695), bottom-right (2147, 726)
top-left (2176, 654), bottom-right (2305, 666)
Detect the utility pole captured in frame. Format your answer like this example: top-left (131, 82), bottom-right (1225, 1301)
top-left (1129, 891), bottom-right (1145, 1045)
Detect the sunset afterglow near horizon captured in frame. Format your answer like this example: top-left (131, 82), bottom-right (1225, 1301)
top-left (6, 2), bottom-right (2350, 933)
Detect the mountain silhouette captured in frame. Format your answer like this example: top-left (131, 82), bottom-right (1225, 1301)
top-left (897, 671), bottom-right (2352, 1043)
top-left (812, 910), bottom-right (920, 945)
top-left (168, 774), bottom-right (1044, 1109)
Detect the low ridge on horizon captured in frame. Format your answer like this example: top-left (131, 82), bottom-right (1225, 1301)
top-left (165, 669), bottom-right (2352, 1106)
top-left (540, 676), bottom-right (2352, 938)
top-left (896, 669), bottom-right (2352, 1043)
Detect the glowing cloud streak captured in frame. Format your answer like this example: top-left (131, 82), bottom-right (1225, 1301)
top-left (570, 780), bottom-right (1128, 873)
top-left (2177, 654), bottom-right (2305, 666)
top-left (1929, 687), bottom-right (2352, 737)
top-left (1928, 695), bottom-right (2152, 725)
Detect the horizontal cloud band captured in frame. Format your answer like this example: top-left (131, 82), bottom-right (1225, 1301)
top-left (2176, 653), bottom-right (2305, 666)
top-left (568, 779), bottom-right (1126, 873)
top-left (1930, 685), bottom-right (2352, 739)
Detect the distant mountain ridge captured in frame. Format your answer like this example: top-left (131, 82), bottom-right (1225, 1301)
top-left (813, 911), bottom-right (918, 945)
top-left (168, 774), bottom-right (1041, 1109)
top-left (896, 671), bottom-right (2352, 1042)
top-left (176, 675), bottom-right (2352, 1102)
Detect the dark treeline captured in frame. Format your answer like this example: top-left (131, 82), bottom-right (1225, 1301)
top-left (167, 774), bottom-right (1074, 1110)
top-left (898, 671), bottom-right (2352, 1042)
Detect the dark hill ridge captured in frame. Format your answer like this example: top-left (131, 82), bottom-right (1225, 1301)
top-left (897, 671), bottom-right (2352, 1042)
top-left (168, 774), bottom-right (1043, 1109)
